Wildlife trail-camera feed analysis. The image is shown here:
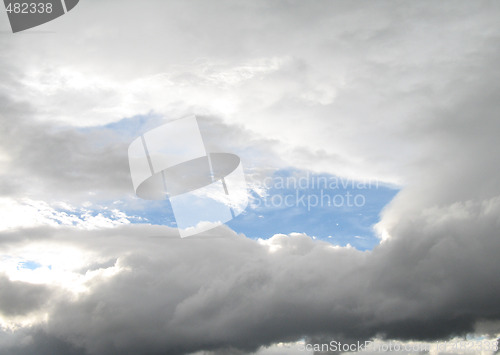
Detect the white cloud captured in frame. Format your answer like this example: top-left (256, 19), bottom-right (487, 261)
top-left (0, 198), bottom-right (132, 232)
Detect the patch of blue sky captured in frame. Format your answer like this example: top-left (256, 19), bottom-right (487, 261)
top-left (74, 113), bottom-right (168, 146)
top-left (116, 168), bottom-right (398, 250)
top-left (120, 199), bottom-right (178, 227)
top-left (226, 169), bottom-right (399, 251)
top-left (71, 115), bottom-right (398, 250)
top-left (82, 167), bottom-right (397, 251)
top-left (17, 261), bottom-right (43, 270)
top-left (59, 206), bottom-right (108, 220)
top-left (47, 203), bottom-right (160, 226)
top-left (99, 113), bottom-right (166, 138)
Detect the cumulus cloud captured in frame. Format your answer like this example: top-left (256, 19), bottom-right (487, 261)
top-left (0, 215), bottom-right (499, 354)
top-left (0, 276), bottom-right (52, 317)
top-left (1, 1), bottom-right (498, 183)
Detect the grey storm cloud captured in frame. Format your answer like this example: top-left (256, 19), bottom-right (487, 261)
top-left (0, 203), bottom-right (499, 355)
top-left (0, 275), bottom-right (52, 317)
top-left (0, 111), bottom-right (131, 200)
top-left (0, 109), bottom-right (276, 203)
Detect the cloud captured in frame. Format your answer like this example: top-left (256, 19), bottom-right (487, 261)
top-left (0, 99), bottom-right (281, 204)
top-left (0, 212), bottom-right (499, 354)
top-left (0, 276), bottom-right (52, 317)
top-left (0, 198), bottom-right (133, 231)
top-left (1, 1), bottom-right (498, 184)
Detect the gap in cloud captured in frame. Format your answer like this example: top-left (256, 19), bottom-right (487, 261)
top-left (78, 114), bottom-right (399, 250)
top-left (121, 199), bottom-right (178, 227)
top-left (114, 168), bottom-right (398, 250)
top-left (100, 113), bottom-right (168, 138)
top-left (17, 261), bottom-right (43, 270)
top-left (75, 113), bottom-right (170, 143)
top-left (226, 169), bottom-right (399, 251)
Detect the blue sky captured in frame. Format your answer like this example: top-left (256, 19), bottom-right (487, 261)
top-left (113, 167), bottom-right (398, 251)
top-left (227, 169), bottom-right (398, 250)
top-left (77, 115), bottom-right (399, 250)
top-left (16, 172), bottom-right (397, 274)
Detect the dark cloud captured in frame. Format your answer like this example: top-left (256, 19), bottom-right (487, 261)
top-left (0, 104), bottom-right (280, 203)
top-left (0, 209), bottom-right (498, 354)
top-left (0, 113), bottom-right (130, 201)
top-left (0, 275), bottom-right (52, 317)
top-left (0, 329), bottom-right (87, 355)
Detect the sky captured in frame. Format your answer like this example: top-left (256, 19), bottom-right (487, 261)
top-left (1, 1), bottom-right (500, 354)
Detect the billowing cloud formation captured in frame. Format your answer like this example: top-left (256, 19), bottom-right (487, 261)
top-left (0, 275), bottom-right (51, 317)
top-left (0, 210), bottom-right (499, 354)
top-left (1, 0), bottom-right (500, 354)
top-left (2, 1), bottom-right (499, 183)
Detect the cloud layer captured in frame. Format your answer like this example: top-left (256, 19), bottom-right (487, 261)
top-left (1, 209), bottom-right (499, 354)
top-left (1, 1), bottom-right (500, 354)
